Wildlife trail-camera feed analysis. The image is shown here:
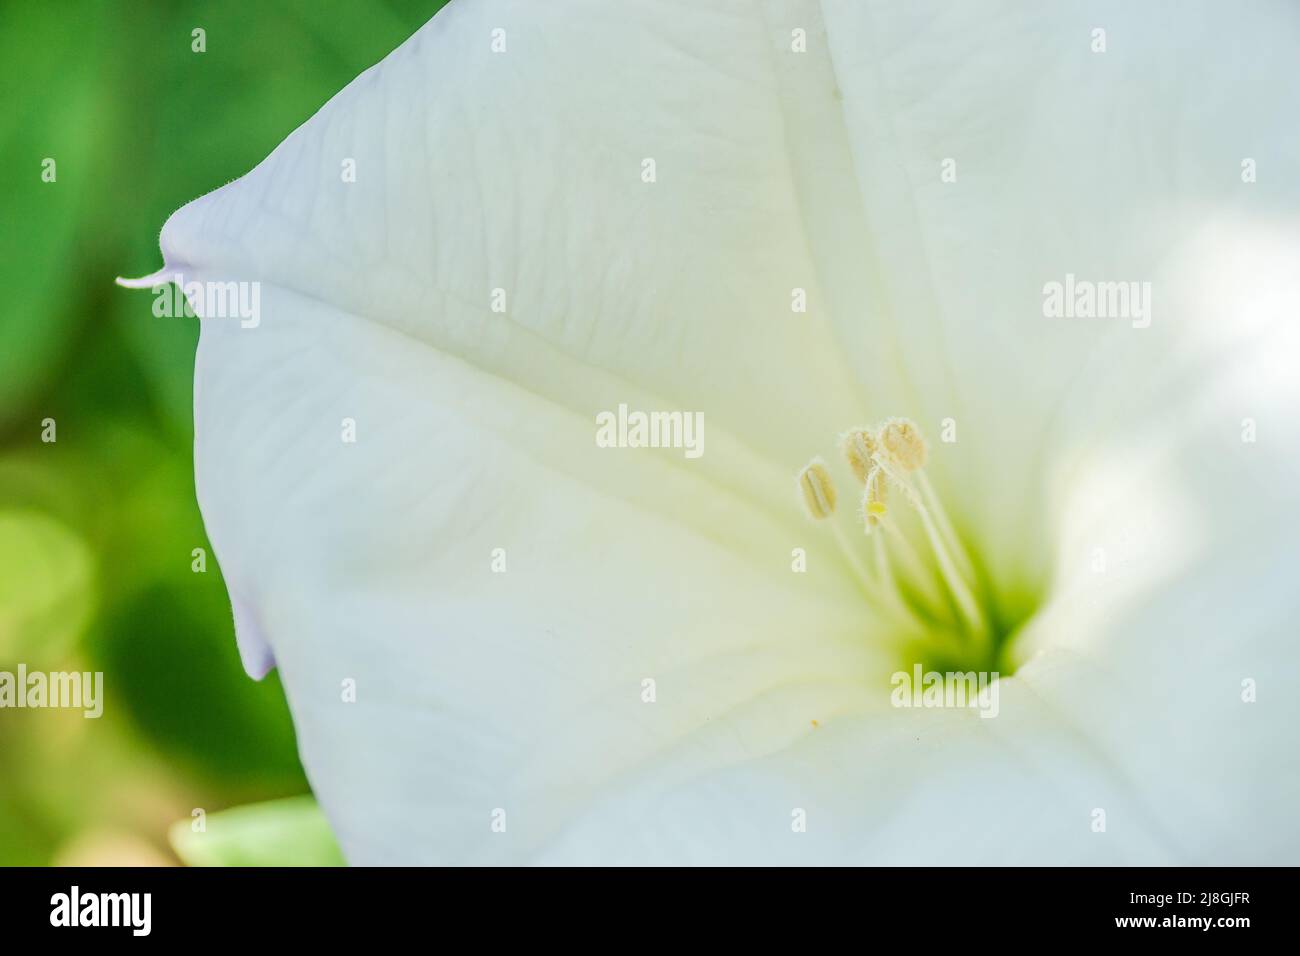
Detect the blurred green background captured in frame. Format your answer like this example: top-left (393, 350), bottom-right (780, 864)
top-left (1, 0), bottom-right (449, 865)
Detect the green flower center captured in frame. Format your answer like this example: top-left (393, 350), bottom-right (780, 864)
top-left (798, 418), bottom-right (1043, 677)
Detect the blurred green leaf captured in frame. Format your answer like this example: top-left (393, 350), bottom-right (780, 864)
top-left (0, 510), bottom-right (95, 662)
top-left (113, 1), bottom-right (452, 435)
top-left (1, 0), bottom-right (454, 866)
top-left (170, 795), bottom-right (344, 867)
top-left (0, 1), bottom-right (123, 426)
top-left (93, 583), bottom-right (306, 788)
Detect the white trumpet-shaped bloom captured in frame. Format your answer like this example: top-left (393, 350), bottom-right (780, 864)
top-left (124, 0), bottom-right (1300, 863)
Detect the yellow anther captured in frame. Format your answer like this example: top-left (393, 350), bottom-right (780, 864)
top-left (838, 428), bottom-right (879, 484)
top-left (877, 418), bottom-right (927, 472)
top-left (790, 416), bottom-right (983, 638)
top-left (797, 458), bottom-right (837, 520)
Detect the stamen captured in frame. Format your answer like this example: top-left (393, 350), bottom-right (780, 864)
top-left (872, 531), bottom-right (900, 601)
top-left (870, 421), bottom-right (985, 637)
top-left (798, 458), bottom-right (882, 601)
top-left (916, 470), bottom-right (976, 582)
top-left (878, 515), bottom-right (946, 610)
top-left (839, 428), bottom-right (879, 484)
top-left (868, 510), bottom-right (928, 628)
top-left (795, 419), bottom-right (990, 648)
top-left (914, 504), bottom-right (986, 636)
top-left (796, 458), bottom-right (836, 520)
top-left (877, 418), bottom-right (928, 472)
top-left (862, 465), bottom-right (887, 530)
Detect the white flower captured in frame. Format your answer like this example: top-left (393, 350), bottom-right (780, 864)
top-left (121, 0), bottom-right (1300, 864)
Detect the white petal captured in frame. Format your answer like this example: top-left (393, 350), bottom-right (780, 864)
top-left (162, 0), bottom-right (872, 473)
top-left (1014, 222), bottom-right (1300, 862)
top-left (537, 684), bottom-right (1182, 865)
top-left (151, 0), bottom-right (1300, 863)
top-left (816, 0), bottom-right (1300, 577)
top-left (194, 283), bottom-right (894, 863)
top-left (542, 224), bottom-right (1300, 864)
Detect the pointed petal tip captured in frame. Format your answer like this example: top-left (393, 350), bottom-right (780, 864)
top-left (115, 269), bottom-right (174, 289)
top-left (232, 595), bottom-right (277, 681)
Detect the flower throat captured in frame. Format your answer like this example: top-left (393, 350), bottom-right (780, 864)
top-left (796, 418), bottom-right (1029, 674)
